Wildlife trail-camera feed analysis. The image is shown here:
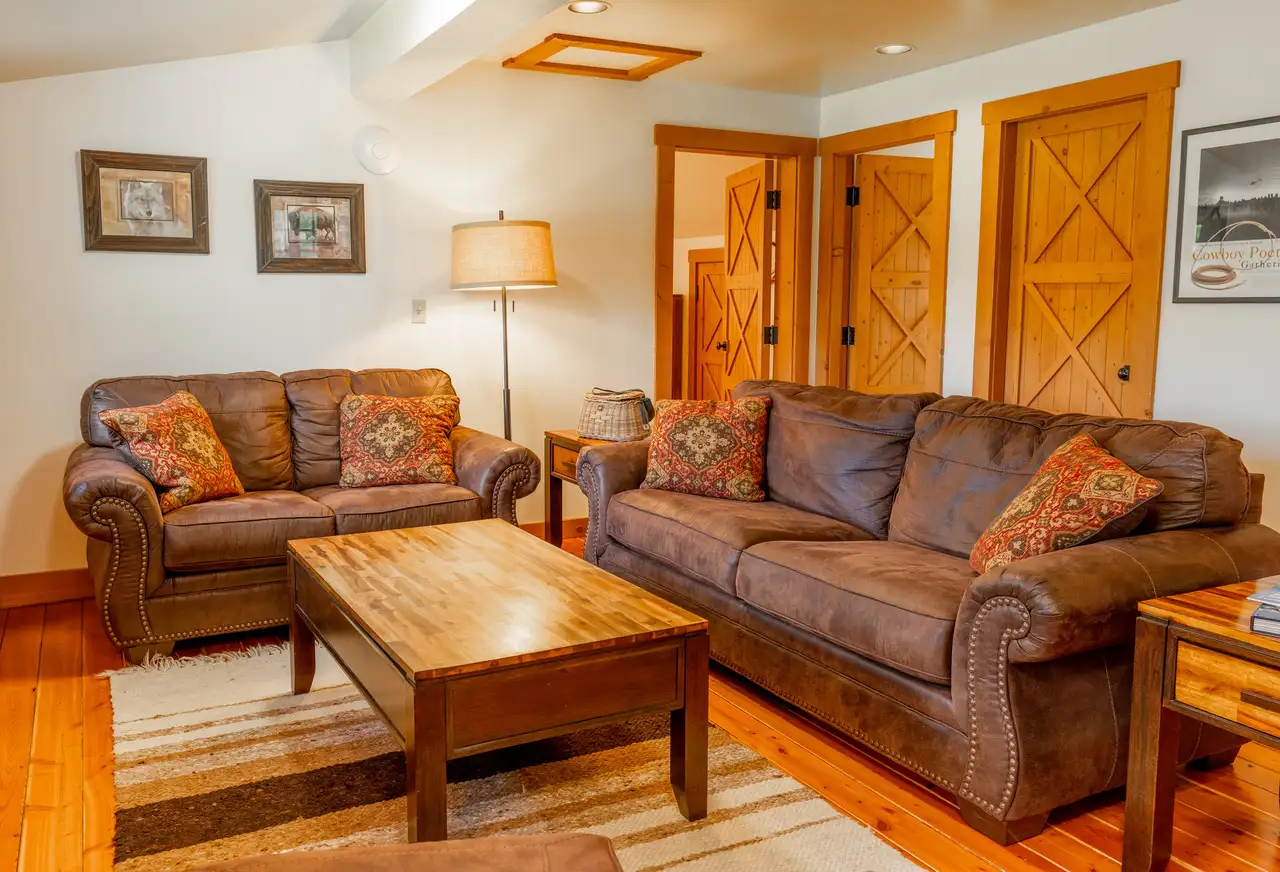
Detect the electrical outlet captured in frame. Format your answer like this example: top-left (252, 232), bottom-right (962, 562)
top-left (411, 299), bottom-right (427, 324)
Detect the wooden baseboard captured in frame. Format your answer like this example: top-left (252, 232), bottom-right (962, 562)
top-left (0, 568), bottom-right (93, 609)
top-left (519, 517), bottom-right (589, 540)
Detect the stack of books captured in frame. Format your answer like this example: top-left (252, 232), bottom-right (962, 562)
top-left (1247, 586), bottom-right (1280, 637)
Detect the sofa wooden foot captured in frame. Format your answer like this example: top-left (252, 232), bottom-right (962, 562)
top-left (959, 801), bottom-right (1049, 845)
top-left (124, 641), bottom-right (176, 666)
top-left (1188, 747), bottom-right (1241, 771)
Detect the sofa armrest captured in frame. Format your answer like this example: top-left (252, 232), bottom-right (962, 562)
top-left (576, 440), bottom-right (650, 565)
top-left (451, 426), bottom-right (540, 525)
top-left (957, 523), bottom-right (1280, 666)
top-left (62, 444), bottom-right (167, 645)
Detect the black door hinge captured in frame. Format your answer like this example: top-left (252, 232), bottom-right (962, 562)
top-left (846, 185), bottom-right (860, 207)
top-left (841, 326), bottom-right (856, 346)
top-left (763, 326), bottom-right (779, 345)
top-left (765, 189), bottom-right (782, 210)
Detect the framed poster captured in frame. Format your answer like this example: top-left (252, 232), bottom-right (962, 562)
top-left (80, 150), bottom-right (209, 253)
top-left (1174, 115), bottom-right (1280, 303)
top-left (253, 179), bottom-right (366, 274)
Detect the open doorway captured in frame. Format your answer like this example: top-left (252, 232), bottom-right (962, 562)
top-left (673, 152), bottom-right (768, 400)
top-left (655, 126), bottom-right (817, 401)
top-left (815, 112), bottom-right (956, 393)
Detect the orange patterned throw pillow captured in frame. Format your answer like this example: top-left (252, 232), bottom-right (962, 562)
top-left (98, 391), bottom-right (245, 513)
top-left (642, 397), bottom-right (771, 502)
top-left (970, 433), bottom-right (1163, 574)
top-left (338, 394), bottom-right (460, 488)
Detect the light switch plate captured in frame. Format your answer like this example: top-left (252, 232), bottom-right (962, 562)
top-left (411, 299), bottom-right (427, 324)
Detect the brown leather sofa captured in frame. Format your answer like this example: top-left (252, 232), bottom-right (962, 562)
top-left (577, 380), bottom-right (1280, 843)
top-left (63, 368), bottom-right (540, 664)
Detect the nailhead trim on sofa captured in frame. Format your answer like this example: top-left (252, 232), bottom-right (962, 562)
top-left (959, 595), bottom-right (1031, 817)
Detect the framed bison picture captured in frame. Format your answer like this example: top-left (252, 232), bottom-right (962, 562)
top-left (80, 150), bottom-right (210, 253)
top-left (253, 179), bottom-right (366, 273)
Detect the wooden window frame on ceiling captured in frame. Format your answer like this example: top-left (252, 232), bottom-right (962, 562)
top-left (654, 125), bottom-right (817, 400)
top-left (971, 61), bottom-right (1181, 401)
top-left (504, 34), bottom-right (702, 83)
top-left (813, 110), bottom-right (957, 390)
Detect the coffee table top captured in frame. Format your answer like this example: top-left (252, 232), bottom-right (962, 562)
top-left (288, 519), bottom-right (707, 681)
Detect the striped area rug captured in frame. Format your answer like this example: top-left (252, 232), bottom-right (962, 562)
top-left (108, 646), bottom-right (921, 871)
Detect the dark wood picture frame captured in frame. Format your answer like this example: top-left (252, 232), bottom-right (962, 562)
top-left (1173, 114), bottom-right (1280, 304)
top-left (254, 179), bottom-right (366, 274)
top-left (80, 150), bottom-right (210, 254)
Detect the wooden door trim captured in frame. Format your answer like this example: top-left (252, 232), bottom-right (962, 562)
top-left (815, 110), bottom-right (957, 389)
top-left (654, 125), bottom-right (816, 399)
top-left (687, 247), bottom-right (724, 400)
top-left (972, 62), bottom-right (1181, 403)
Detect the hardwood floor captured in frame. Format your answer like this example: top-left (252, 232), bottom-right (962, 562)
top-left (2, 539), bottom-right (1278, 871)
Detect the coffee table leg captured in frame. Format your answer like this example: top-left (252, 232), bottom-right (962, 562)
top-left (1123, 616), bottom-right (1179, 871)
top-left (672, 632), bottom-right (709, 821)
top-left (290, 560), bottom-right (316, 696)
top-left (407, 682), bottom-right (448, 842)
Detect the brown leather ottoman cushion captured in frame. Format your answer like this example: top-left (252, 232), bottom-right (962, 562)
top-left (164, 491), bottom-right (335, 572)
top-left (607, 489), bottom-right (872, 595)
top-left (188, 834), bottom-right (622, 871)
top-left (304, 484), bottom-right (482, 535)
top-left (738, 540), bottom-right (977, 684)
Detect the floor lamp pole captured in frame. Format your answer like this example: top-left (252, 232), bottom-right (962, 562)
top-left (501, 283), bottom-right (511, 441)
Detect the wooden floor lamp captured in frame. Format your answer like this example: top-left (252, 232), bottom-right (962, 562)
top-left (450, 212), bottom-right (557, 440)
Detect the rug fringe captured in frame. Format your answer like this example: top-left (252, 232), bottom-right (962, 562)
top-left (102, 643), bottom-right (290, 677)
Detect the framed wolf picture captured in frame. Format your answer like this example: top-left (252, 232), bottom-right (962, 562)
top-left (1174, 115), bottom-right (1280, 303)
top-left (80, 150), bottom-right (210, 253)
top-left (253, 180), bottom-right (366, 274)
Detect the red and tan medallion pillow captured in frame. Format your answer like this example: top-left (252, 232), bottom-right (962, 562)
top-left (970, 433), bottom-right (1164, 574)
top-left (338, 394), bottom-right (460, 488)
top-left (98, 391), bottom-right (245, 513)
top-left (641, 397), bottom-right (771, 502)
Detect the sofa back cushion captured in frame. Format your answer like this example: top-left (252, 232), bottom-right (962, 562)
top-left (284, 368), bottom-right (457, 490)
top-left (733, 380), bottom-right (941, 538)
top-left (82, 372), bottom-right (292, 491)
top-left (889, 396), bottom-right (1253, 558)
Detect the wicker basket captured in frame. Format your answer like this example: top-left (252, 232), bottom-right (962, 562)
top-left (577, 388), bottom-right (655, 442)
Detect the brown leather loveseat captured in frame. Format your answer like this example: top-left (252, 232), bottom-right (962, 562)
top-left (577, 379), bottom-right (1280, 843)
top-left (63, 368), bottom-right (539, 663)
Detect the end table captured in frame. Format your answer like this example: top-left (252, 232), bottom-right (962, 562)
top-left (1124, 577), bottom-right (1280, 871)
top-left (543, 430), bottom-right (606, 547)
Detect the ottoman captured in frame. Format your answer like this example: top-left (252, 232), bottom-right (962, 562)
top-left (190, 834), bottom-right (622, 871)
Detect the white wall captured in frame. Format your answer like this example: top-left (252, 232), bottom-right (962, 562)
top-left (0, 42), bottom-right (818, 575)
top-left (673, 152), bottom-right (758, 238)
top-left (820, 0), bottom-right (1280, 524)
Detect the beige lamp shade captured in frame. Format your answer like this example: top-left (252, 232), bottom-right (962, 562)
top-left (450, 219), bottom-right (557, 290)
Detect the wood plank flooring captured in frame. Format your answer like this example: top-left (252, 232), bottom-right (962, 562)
top-left (1, 539), bottom-right (1278, 870)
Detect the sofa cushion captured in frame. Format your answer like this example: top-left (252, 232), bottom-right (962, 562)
top-left (607, 489), bottom-right (872, 595)
top-left (98, 390), bottom-right (245, 513)
top-left (642, 397), bottom-right (770, 502)
top-left (283, 369), bottom-right (458, 490)
top-left (738, 540), bottom-right (978, 685)
top-left (890, 396), bottom-right (1253, 558)
top-left (303, 484), bottom-right (482, 535)
top-left (82, 372), bottom-right (292, 491)
top-left (338, 394), bottom-right (460, 488)
top-left (735, 380), bottom-right (939, 538)
top-left (164, 491), bottom-right (334, 572)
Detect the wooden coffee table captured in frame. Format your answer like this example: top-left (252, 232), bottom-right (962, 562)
top-left (287, 519), bottom-right (710, 842)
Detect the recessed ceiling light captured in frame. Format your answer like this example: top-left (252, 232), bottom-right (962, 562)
top-left (567, 0), bottom-right (611, 12)
top-left (875, 43), bottom-right (915, 55)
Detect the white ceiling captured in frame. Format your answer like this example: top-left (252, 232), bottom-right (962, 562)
top-left (491, 0), bottom-right (1178, 96)
top-left (0, 0), bottom-right (1177, 95)
top-left (0, 0), bottom-right (385, 83)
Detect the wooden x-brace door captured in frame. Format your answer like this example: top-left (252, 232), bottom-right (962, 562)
top-left (722, 161), bottom-right (774, 398)
top-left (1004, 99), bottom-right (1159, 417)
top-left (850, 154), bottom-right (942, 393)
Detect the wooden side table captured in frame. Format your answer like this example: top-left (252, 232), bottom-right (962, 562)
top-left (1124, 578), bottom-right (1280, 871)
top-left (543, 430), bottom-right (606, 547)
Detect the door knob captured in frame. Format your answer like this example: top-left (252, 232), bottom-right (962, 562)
top-left (1117, 365), bottom-right (1131, 382)
top-left (715, 341), bottom-right (729, 352)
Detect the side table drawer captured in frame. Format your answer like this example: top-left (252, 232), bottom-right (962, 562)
top-left (1175, 641), bottom-right (1280, 739)
top-left (550, 444), bottom-right (580, 481)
